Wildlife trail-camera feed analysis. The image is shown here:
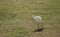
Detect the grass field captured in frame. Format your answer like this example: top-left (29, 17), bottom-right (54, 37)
top-left (0, 0), bottom-right (60, 37)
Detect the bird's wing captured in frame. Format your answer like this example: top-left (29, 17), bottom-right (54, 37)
top-left (34, 16), bottom-right (43, 23)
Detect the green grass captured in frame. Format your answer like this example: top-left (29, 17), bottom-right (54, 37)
top-left (0, 0), bottom-right (60, 37)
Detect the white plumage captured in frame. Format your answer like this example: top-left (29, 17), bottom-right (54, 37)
top-left (32, 15), bottom-right (43, 23)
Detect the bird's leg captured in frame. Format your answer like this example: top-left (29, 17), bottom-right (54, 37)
top-left (40, 23), bottom-right (43, 29)
top-left (37, 23), bottom-right (40, 29)
top-left (34, 23), bottom-right (44, 32)
top-left (37, 23), bottom-right (43, 29)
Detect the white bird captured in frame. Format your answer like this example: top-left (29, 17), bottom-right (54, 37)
top-left (32, 15), bottom-right (44, 32)
top-left (32, 15), bottom-right (43, 23)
